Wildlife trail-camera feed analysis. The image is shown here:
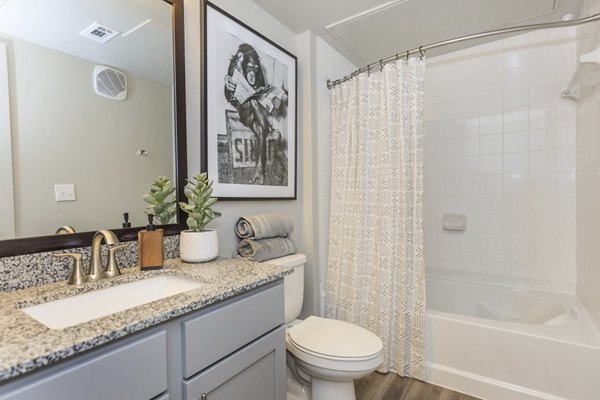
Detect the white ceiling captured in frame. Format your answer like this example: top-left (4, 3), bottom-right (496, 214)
top-left (253, 0), bottom-right (584, 66)
top-left (0, 0), bottom-right (585, 84)
top-left (0, 0), bottom-right (173, 85)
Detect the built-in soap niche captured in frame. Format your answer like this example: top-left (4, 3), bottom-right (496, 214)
top-left (442, 214), bottom-right (467, 231)
top-left (563, 46), bottom-right (600, 101)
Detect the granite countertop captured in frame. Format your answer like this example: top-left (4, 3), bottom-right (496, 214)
top-left (0, 258), bottom-right (291, 383)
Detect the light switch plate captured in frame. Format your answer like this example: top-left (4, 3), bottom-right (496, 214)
top-left (54, 184), bottom-right (76, 202)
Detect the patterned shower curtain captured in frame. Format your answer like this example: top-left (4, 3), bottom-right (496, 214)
top-left (324, 57), bottom-right (426, 379)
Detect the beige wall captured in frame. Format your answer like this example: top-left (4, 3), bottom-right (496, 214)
top-left (291, 32), bottom-right (356, 317)
top-left (577, 0), bottom-right (600, 326)
top-left (0, 42), bottom-right (15, 240)
top-left (183, 0), bottom-right (311, 308)
top-left (313, 36), bottom-right (356, 314)
top-left (295, 32), bottom-right (356, 316)
top-left (4, 34), bottom-right (174, 237)
top-left (183, 0), bottom-right (356, 317)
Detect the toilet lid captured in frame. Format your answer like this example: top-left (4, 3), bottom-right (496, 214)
top-left (288, 316), bottom-right (383, 359)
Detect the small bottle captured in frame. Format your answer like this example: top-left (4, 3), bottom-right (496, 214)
top-left (122, 212), bottom-right (132, 228)
top-left (138, 214), bottom-right (164, 270)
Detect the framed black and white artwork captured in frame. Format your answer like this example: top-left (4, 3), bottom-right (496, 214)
top-left (203, 2), bottom-right (297, 200)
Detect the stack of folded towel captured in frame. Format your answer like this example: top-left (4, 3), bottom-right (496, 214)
top-left (234, 213), bottom-right (296, 262)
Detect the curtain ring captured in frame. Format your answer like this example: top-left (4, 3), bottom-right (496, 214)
top-left (406, 50), bottom-right (409, 60)
top-left (367, 64), bottom-right (371, 76)
top-left (395, 53), bottom-right (399, 61)
top-left (379, 59), bottom-right (384, 71)
top-left (419, 46), bottom-right (425, 59)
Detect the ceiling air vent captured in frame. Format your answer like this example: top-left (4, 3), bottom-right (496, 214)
top-left (80, 22), bottom-right (120, 44)
top-left (93, 66), bottom-right (127, 101)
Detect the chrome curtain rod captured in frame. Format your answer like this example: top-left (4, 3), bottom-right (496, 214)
top-left (327, 13), bottom-right (600, 89)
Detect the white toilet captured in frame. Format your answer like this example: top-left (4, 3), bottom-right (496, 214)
top-left (264, 254), bottom-right (384, 400)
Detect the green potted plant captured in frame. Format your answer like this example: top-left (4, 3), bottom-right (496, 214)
top-left (178, 172), bottom-right (222, 262)
top-left (142, 176), bottom-right (177, 225)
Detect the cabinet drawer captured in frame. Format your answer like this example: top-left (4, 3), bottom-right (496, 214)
top-left (0, 331), bottom-right (167, 400)
top-left (183, 326), bottom-right (286, 400)
top-left (182, 282), bottom-right (283, 378)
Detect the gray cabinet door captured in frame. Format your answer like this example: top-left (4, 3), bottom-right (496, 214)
top-left (183, 326), bottom-right (286, 400)
top-left (0, 330), bottom-right (167, 400)
top-left (182, 283), bottom-right (284, 378)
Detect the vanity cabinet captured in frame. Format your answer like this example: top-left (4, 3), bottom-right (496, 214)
top-left (0, 281), bottom-right (285, 400)
top-left (0, 331), bottom-right (168, 400)
top-left (180, 282), bottom-right (286, 400)
top-left (182, 280), bottom-right (284, 378)
top-left (183, 326), bottom-right (285, 400)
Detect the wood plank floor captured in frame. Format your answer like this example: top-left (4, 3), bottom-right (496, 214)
top-left (355, 372), bottom-right (481, 400)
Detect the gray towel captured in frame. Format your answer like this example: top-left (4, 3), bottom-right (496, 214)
top-left (235, 213), bottom-right (294, 239)
top-left (235, 237), bottom-right (296, 262)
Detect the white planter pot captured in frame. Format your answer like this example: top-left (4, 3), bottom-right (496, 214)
top-left (179, 230), bottom-right (219, 263)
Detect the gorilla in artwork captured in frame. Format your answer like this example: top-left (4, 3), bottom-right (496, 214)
top-left (224, 43), bottom-right (288, 185)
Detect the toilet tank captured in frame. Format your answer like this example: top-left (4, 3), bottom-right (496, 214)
top-left (262, 253), bottom-right (306, 324)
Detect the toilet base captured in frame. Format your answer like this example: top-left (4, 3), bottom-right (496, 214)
top-left (312, 377), bottom-right (356, 400)
top-left (287, 369), bottom-right (310, 400)
top-left (287, 352), bottom-right (311, 400)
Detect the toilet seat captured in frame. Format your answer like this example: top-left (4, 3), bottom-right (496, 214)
top-left (286, 316), bottom-right (383, 372)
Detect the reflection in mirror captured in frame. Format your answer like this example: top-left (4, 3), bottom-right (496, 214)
top-left (0, 0), bottom-right (178, 240)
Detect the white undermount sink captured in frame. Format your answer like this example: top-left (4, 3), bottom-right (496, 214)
top-left (22, 276), bottom-right (205, 329)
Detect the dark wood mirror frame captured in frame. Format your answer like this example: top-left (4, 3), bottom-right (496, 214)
top-left (0, 0), bottom-right (188, 257)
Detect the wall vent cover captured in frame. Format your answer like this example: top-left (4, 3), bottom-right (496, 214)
top-left (80, 22), bottom-right (120, 44)
top-left (93, 65), bottom-right (127, 101)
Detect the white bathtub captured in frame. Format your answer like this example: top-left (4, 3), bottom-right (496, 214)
top-left (425, 276), bottom-right (600, 400)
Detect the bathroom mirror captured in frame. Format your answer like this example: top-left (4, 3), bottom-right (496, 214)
top-left (0, 0), bottom-right (187, 256)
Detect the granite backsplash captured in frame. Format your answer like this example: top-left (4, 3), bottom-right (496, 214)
top-left (0, 235), bottom-right (180, 292)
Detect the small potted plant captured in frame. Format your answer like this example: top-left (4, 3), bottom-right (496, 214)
top-left (178, 172), bottom-right (222, 262)
top-left (142, 176), bottom-right (177, 225)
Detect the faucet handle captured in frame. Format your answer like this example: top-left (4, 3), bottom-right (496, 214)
top-left (54, 253), bottom-right (87, 285)
top-left (105, 244), bottom-right (128, 278)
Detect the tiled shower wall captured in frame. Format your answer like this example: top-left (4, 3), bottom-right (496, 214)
top-left (577, 0), bottom-right (600, 322)
top-left (423, 27), bottom-right (578, 289)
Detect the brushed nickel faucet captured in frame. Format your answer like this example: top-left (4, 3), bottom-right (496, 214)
top-left (54, 225), bottom-right (76, 234)
top-left (54, 253), bottom-right (88, 285)
top-left (88, 229), bottom-right (120, 281)
top-left (105, 244), bottom-right (127, 278)
top-left (54, 230), bottom-right (127, 285)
